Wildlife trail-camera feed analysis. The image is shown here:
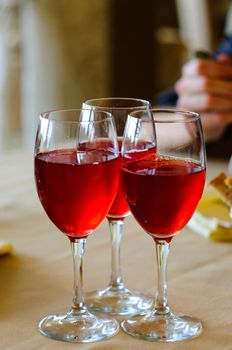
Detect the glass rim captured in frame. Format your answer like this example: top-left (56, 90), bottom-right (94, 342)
top-left (84, 97), bottom-right (150, 110)
top-left (129, 108), bottom-right (201, 123)
top-left (39, 108), bottom-right (113, 124)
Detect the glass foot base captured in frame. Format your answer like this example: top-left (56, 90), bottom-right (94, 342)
top-left (121, 311), bottom-right (203, 342)
top-left (39, 308), bottom-right (119, 343)
top-left (85, 285), bottom-right (154, 316)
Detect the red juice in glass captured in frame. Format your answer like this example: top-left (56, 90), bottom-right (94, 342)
top-left (35, 148), bottom-right (119, 239)
top-left (107, 139), bottom-right (156, 220)
top-left (121, 157), bottom-right (205, 240)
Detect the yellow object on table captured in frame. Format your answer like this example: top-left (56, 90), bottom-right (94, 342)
top-left (188, 189), bottom-right (232, 241)
top-left (0, 240), bottom-right (13, 255)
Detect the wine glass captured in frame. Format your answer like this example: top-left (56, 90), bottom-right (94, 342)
top-left (82, 98), bottom-right (154, 315)
top-left (34, 109), bottom-right (120, 343)
top-left (121, 109), bottom-right (206, 341)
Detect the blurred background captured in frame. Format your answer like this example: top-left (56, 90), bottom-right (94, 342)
top-left (0, 0), bottom-right (231, 150)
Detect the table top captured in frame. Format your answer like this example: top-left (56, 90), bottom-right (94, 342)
top-left (0, 150), bottom-right (231, 350)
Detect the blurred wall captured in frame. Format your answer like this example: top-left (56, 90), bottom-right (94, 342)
top-left (20, 0), bottom-right (111, 148)
top-left (0, 0), bottom-right (231, 150)
top-left (0, 1), bottom-right (21, 150)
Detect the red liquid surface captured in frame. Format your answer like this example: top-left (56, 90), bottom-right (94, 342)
top-left (107, 140), bottom-right (156, 220)
top-left (121, 157), bottom-right (205, 239)
top-left (35, 149), bottom-right (119, 239)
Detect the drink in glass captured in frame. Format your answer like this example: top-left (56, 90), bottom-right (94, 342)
top-left (121, 109), bottom-right (206, 341)
top-left (34, 109), bottom-right (120, 342)
top-left (82, 98), bottom-right (154, 315)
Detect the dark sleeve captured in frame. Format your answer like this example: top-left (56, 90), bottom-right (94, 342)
top-left (155, 88), bottom-right (178, 106)
top-left (216, 35), bottom-right (232, 57)
top-left (206, 125), bottom-right (232, 159)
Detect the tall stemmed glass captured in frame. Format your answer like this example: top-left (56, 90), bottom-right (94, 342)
top-left (121, 109), bottom-right (206, 341)
top-left (34, 109), bottom-right (120, 343)
top-left (82, 98), bottom-right (153, 315)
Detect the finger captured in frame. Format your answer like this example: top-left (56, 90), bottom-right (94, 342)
top-left (199, 112), bottom-right (230, 142)
top-left (182, 59), bottom-right (232, 79)
top-left (202, 125), bottom-right (225, 142)
top-left (216, 54), bottom-right (232, 63)
top-left (175, 76), bottom-right (232, 97)
top-left (177, 93), bottom-right (232, 111)
top-left (200, 111), bottom-right (232, 129)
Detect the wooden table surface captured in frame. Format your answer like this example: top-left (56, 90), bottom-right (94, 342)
top-left (0, 150), bottom-right (231, 350)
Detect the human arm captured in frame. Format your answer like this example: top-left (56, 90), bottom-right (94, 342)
top-left (175, 54), bottom-right (232, 142)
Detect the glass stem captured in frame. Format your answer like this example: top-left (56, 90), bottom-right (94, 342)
top-left (70, 238), bottom-right (87, 313)
top-left (108, 219), bottom-right (124, 289)
top-left (154, 239), bottom-right (170, 315)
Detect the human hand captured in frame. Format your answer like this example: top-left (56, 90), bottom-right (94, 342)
top-left (175, 54), bottom-right (232, 141)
